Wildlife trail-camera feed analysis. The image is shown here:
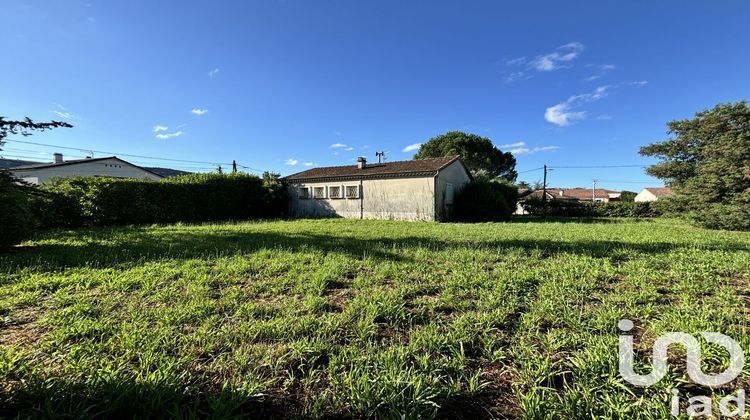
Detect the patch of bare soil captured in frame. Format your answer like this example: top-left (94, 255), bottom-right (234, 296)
top-left (0, 307), bottom-right (47, 347)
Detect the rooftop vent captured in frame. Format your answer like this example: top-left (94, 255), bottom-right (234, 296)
top-left (53, 153), bottom-right (63, 164)
top-left (357, 156), bottom-right (366, 170)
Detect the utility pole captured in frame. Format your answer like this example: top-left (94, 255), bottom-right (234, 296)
top-left (542, 164), bottom-right (548, 202)
top-left (232, 160), bottom-right (237, 173)
top-left (592, 179), bottom-right (598, 202)
top-left (375, 151), bottom-right (385, 163)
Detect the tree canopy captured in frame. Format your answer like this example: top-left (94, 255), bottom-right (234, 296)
top-left (640, 101), bottom-right (750, 230)
top-left (413, 131), bottom-right (517, 181)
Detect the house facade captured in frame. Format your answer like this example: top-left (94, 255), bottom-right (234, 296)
top-left (285, 156), bottom-right (471, 221)
top-left (634, 187), bottom-right (674, 202)
top-left (6, 154), bottom-right (163, 184)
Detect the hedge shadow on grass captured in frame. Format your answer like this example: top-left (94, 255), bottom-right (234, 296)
top-left (3, 225), bottom-right (748, 271)
top-left (1, 377), bottom-right (298, 419)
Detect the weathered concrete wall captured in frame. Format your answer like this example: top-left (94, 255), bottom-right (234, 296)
top-left (12, 158), bottom-right (162, 184)
top-left (434, 161), bottom-right (472, 221)
top-left (289, 176), bottom-right (436, 221)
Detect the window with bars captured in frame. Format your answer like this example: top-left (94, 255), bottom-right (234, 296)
top-left (329, 186), bottom-right (342, 199)
top-left (313, 187), bottom-right (326, 199)
top-left (346, 185), bottom-right (359, 199)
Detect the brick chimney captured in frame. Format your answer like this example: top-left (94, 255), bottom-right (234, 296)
top-left (53, 153), bottom-right (63, 164)
top-left (357, 156), bottom-right (366, 169)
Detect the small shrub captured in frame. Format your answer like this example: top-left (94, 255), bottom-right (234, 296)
top-left (451, 180), bottom-right (517, 222)
top-left (0, 172), bottom-right (37, 249)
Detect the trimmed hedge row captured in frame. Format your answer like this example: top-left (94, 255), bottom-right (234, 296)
top-left (35, 172), bottom-right (288, 228)
top-left (452, 180), bottom-right (518, 222)
top-left (520, 198), bottom-right (663, 218)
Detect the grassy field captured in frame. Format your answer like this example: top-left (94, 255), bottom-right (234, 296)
top-left (1, 218), bottom-right (750, 418)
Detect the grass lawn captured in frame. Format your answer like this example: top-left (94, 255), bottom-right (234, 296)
top-left (1, 218), bottom-right (750, 418)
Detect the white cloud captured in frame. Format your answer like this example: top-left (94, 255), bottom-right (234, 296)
top-left (510, 145), bottom-right (560, 155)
top-left (191, 108), bottom-right (208, 116)
top-left (51, 104), bottom-right (80, 120)
top-left (499, 141), bottom-right (559, 155)
top-left (544, 103), bottom-right (586, 126)
top-left (153, 125), bottom-right (168, 133)
top-left (529, 42), bottom-right (584, 71)
top-left (155, 131), bottom-right (183, 139)
top-left (544, 85), bottom-right (612, 126)
top-left (330, 143), bottom-right (348, 149)
top-left (303, 162), bottom-right (314, 167)
top-left (585, 64), bottom-right (617, 81)
top-left (285, 158), bottom-right (298, 166)
top-left (505, 71), bottom-right (529, 83)
top-left (344, 147), bottom-right (354, 151)
top-left (402, 143), bottom-right (422, 153)
top-left (505, 56), bottom-right (526, 66)
top-left (499, 141), bottom-right (526, 149)
top-left (208, 68), bottom-right (220, 78)
top-left (629, 80), bottom-right (648, 87)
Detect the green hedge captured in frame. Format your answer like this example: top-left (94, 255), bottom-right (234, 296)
top-left (520, 198), bottom-right (663, 218)
top-left (451, 180), bottom-right (517, 222)
top-left (35, 172), bottom-right (288, 228)
top-left (0, 172), bottom-right (38, 250)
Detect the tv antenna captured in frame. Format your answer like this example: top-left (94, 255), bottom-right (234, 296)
top-left (375, 151), bottom-right (386, 163)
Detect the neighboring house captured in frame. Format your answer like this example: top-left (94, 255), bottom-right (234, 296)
top-left (3, 153), bottom-right (163, 184)
top-left (285, 156), bottom-right (472, 221)
top-left (634, 187), bottom-right (674, 202)
top-left (144, 167), bottom-right (192, 178)
top-left (515, 187), bottom-right (622, 214)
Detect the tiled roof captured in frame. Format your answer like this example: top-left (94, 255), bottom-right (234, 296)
top-left (285, 156), bottom-right (465, 182)
top-left (0, 158), bottom-right (38, 170)
top-left (643, 187), bottom-right (674, 197)
top-left (553, 188), bottom-right (611, 200)
top-left (518, 188), bottom-right (620, 201)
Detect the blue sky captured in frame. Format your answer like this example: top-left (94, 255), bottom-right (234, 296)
top-left (2, 1), bottom-right (749, 190)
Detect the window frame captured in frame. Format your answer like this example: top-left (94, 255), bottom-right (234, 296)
top-left (313, 186), bottom-right (326, 199)
top-left (329, 185), bottom-right (343, 199)
top-left (345, 185), bottom-right (360, 199)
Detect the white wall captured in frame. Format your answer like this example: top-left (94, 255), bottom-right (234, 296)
top-left (12, 158), bottom-right (162, 184)
top-left (434, 160), bottom-right (472, 221)
top-left (289, 176), bottom-right (436, 221)
top-left (634, 189), bottom-right (658, 202)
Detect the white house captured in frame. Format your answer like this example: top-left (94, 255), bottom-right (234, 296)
top-left (634, 187), bottom-right (674, 202)
top-left (7, 153), bottom-right (163, 184)
top-left (285, 155), bottom-right (472, 221)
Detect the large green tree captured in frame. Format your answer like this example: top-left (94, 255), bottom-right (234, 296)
top-left (640, 101), bottom-right (750, 230)
top-left (414, 131), bottom-right (517, 181)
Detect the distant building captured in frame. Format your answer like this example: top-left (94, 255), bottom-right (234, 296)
top-left (285, 156), bottom-right (471, 221)
top-left (2, 153), bottom-right (164, 184)
top-left (515, 187), bottom-right (622, 214)
top-left (634, 187), bottom-right (674, 202)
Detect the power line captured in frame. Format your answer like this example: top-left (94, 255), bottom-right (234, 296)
top-left (548, 164), bottom-right (648, 169)
top-left (595, 179), bottom-right (657, 184)
top-left (4, 138), bottom-right (265, 173)
top-left (517, 166), bottom-right (544, 174)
